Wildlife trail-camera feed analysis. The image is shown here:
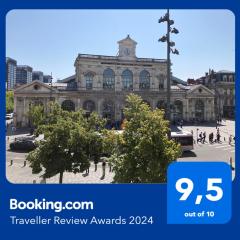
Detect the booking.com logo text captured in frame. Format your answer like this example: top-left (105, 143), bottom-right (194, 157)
top-left (10, 198), bottom-right (94, 212)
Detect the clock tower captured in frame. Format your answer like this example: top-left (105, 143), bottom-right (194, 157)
top-left (118, 35), bottom-right (137, 60)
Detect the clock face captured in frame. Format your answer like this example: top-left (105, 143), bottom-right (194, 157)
top-left (124, 48), bottom-right (130, 55)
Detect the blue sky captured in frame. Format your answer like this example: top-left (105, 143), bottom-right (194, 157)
top-left (6, 10), bottom-right (235, 81)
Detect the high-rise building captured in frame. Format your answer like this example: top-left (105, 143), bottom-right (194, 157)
top-left (6, 57), bottom-right (17, 90)
top-left (43, 75), bottom-right (52, 83)
top-left (16, 65), bottom-right (33, 86)
top-left (32, 71), bottom-right (44, 82)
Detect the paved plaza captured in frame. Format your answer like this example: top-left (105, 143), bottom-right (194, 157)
top-left (6, 120), bottom-right (235, 183)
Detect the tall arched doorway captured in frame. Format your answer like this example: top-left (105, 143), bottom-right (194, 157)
top-left (83, 100), bottom-right (95, 117)
top-left (61, 100), bottom-right (75, 112)
top-left (195, 100), bottom-right (204, 121)
top-left (102, 101), bottom-right (115, 120)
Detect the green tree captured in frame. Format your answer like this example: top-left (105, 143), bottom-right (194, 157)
top-left (6, 91), bottom-right (14, 113)
top-left (28, 104), bottom-right (45, 129)
top-left (27, 103), bottom-right (105, 183)
top-left (27, 118), bottom-right (74, 183)
top-left (110, 94), bottom-right (181, 183)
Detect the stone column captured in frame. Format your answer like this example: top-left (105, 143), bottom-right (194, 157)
top-left (97, 100), bottom-right (102, 117)
top-left (13, 96), bottom-right (17, 126)
top-left (95, 70), bottom-right (102, 91)
top-left (77, 98), bottom-right (81, 110)
top-left (133, 70), bottom-right (139, 91)
top-left (81, 73), bottom-right (86, 90)
top-left (115, 69), bottom-right (121, 91)
top-left (22, 97), bottom-right (28, 127)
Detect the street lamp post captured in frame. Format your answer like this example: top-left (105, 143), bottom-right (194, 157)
top-left (158, 9), bottom-right (179, 138)
top-left (50, 72), bottom-right (53, 102)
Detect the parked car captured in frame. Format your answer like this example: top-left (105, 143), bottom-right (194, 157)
top-left (6, 113), bottom-right (13, 120)
top-left (9, 136), bottom-right (36, 152)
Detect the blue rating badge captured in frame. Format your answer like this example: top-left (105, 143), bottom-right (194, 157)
top-left (167, 162), bottom-right (231, 224)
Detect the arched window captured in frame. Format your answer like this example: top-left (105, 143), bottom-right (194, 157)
top-left (139, 70), bottom-right (150, 89)
top-left (61, 100), bottom-right (75, 112)
top-left (122, 69), bottom-right (133, 90)
top-left (103, 68), bottom-right (115, 89)
top-left (84, 72), bottom-right (94, 89)
top-left (159, 74), bottom-right (165, 89)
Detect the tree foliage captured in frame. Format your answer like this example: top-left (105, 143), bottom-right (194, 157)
top-left (27, 103), bottom-right (105, 183)
top-left (109, 94), bottom-right (181, 183)
top-left (27, 95), bottom-right (181, 184)
top-left (6, 91), bottom-right (14, 113)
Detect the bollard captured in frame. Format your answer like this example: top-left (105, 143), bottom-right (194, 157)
top-left (33, 180), bottom-right (36, 184)
top-left (40, 178), bottom-right (46, 184)
top-left (9, 160), bottom-right (13, 166)
top-left (22, 161), bottom-right (26, 167)
top-left (229, 156), bottom-right (235, 171)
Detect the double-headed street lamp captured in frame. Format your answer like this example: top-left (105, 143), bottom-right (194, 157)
top-left (158, 10), bottom-right (179, 137)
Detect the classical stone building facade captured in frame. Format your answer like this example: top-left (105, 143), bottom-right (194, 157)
top-left (13, 35), bottom-right (215, 127)
top-left (201, 70), bottom-right (235, 119)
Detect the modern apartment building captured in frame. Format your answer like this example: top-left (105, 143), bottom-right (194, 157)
top-left (43, 75), bottom-right (52, 83)
top-left (16, 65), bottom-right (33, 86)
top-left (6, 57), bottom-right (17, 90)
top-left (32, 71), bottom-right (44, 82)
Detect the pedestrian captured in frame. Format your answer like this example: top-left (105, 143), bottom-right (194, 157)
top-left (108, 161), bottom-right (112, 172)
top-left (199, 132), bottom-right (202, 143)
top-left (180, 119), bottom-right (183, 129)
top-left (203, 132), bottom-right (206, 144)
top-left (94, 157), bottom-right (98, 172)
top-left (85, 162), bottom-right (90, 175)
top-left (211, 132), bottom-right (214, 143)
top-left (102, 160), bottom-right (106, 179)
top-left (217, 133), bottom-right (221, 143)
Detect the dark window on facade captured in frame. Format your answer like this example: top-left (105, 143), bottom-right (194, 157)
top-left (139, 70), bottom-right (150, 89)
top-left (103, 68), bottom-right (115, 89)
top-left (122, 69), bottom-right (133, 90)
top-left (85, 73), bottom-right (94, 89)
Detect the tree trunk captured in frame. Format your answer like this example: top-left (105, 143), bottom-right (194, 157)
top-left (59, 171), bottom-right (64, 184)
